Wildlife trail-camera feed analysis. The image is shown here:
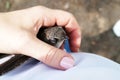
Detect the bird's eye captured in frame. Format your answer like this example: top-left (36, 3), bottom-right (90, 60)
top-left (50, 38), bottom-right (58, 44)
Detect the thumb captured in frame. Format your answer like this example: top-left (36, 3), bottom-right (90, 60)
top-left (20, 37), bottom-right (74, 70)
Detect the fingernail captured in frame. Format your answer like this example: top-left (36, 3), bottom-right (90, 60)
top-left (60, 57), bottom-right (74, 69)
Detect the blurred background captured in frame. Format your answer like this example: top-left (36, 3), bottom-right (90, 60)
top-left (0, 0), bottom-right (120, 63)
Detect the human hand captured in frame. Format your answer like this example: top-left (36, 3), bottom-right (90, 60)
top-left (0, 6), bottom-right (81, 70)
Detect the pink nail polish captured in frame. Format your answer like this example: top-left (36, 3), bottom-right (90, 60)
top-left (60, 57), bottom-right (74, 69)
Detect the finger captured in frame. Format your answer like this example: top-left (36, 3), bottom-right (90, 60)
top-left (19, 36), bottom-right (74, 70)
top-left (69, 27), bottom-right (81, 52)
top-left (52, 10), bottom-right (81, 52)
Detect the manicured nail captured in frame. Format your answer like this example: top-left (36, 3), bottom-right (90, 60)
top-left (60, 57), bottom-right (74, 69)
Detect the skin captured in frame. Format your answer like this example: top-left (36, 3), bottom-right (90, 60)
top-left (0, 6), bottom-right (81, 70)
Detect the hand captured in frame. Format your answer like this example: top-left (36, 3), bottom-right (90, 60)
top-left (0, 6), bottom-right (81, 70)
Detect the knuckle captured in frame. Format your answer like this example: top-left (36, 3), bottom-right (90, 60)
top-left (32, 6), bottom-right (44, 10)
top-left (67, 12), bottom-right (74, 17)
top-left (32, 6), bottom-right (49, 13)
top-left (43, 48), bottom-right (59, 65)
top-left (57, 10), bottom-right (74, 17)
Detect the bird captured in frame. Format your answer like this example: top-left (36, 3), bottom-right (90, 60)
top-left (0, 26), bottom-right (68, 75)
top-left (37, 26), bottom-right (68, 48)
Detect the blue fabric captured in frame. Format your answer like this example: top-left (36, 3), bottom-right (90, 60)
top-left (64, 39), bottom-right (71, 53)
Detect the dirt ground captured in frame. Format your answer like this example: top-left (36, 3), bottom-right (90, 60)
top-left (0, 0), bottom-right (120, 63)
